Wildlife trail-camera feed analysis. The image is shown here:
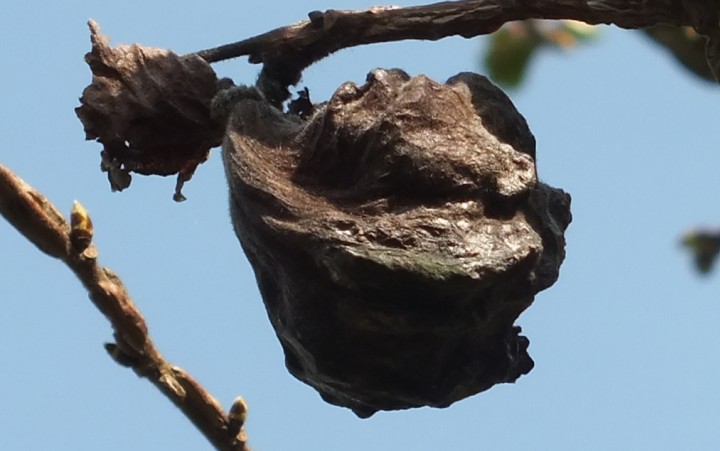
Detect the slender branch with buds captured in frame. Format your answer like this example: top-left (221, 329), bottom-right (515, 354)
top-left (0, 164), bottom-right (250, 451)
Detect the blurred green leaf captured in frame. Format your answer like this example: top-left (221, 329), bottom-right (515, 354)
top-left (545, 21), bottom-right (598, 48)
top-left (681, 229), bottom-right (720, 274)
top-left (484, 25), bottom-right (543, 88)
top-left (644, 25), bottom-right (716, 83)
top-left (484, 21), bottom-right (598, 88)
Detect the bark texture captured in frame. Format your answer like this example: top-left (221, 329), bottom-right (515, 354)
top-left (221, 69), bottom-right (571, 417)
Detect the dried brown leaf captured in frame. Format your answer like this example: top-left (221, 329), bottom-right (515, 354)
top-left (76, 20), bottom-right (225, 197)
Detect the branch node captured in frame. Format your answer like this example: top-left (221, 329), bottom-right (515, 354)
top-left (308, 10), bottom-right (325, 28)
top-left (160, 370), bottom-right (187, 399)
top-left (104, 342), bottom-right (140, 368)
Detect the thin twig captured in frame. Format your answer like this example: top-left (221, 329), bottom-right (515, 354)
top-left (0, 164), bottom-right (250, 451)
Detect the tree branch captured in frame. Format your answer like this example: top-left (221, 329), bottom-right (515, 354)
top-left (0, 164), bottom-right (250, 451)
top-left (195, 0), bottom-right (689, 64)
top-left (190, 0), bottom-right (702, 103)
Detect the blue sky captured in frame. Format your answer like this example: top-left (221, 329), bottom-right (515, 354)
top-left (2, 1), bottom-right (720, 450)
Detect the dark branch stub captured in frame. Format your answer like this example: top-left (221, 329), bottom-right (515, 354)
top-left (221, 69), bottom-right (571, 417)
top-left (680, 0), bottom-right (720, 79)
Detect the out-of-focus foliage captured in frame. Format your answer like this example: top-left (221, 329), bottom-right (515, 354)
top-left (485, 22), bottom-right (719, 276)
top-left (644, 25), bottom-right (715, 83)
top-left (483, 20), bottom-right (597, 88)
top-left (681, 229), bottom-right (720, 275)
top-left (484, 23), bottom-right (716, 89)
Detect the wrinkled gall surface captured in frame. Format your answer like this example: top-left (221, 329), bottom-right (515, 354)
top-left (221, 69), bottom-right (572, 417)
top-left (76, 21), bottom-right (224, 200)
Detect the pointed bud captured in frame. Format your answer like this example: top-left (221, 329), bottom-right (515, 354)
top-left (228, 396), bottom-right (248, 432)
top-left (70, 200), bottom-right (94, 252)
